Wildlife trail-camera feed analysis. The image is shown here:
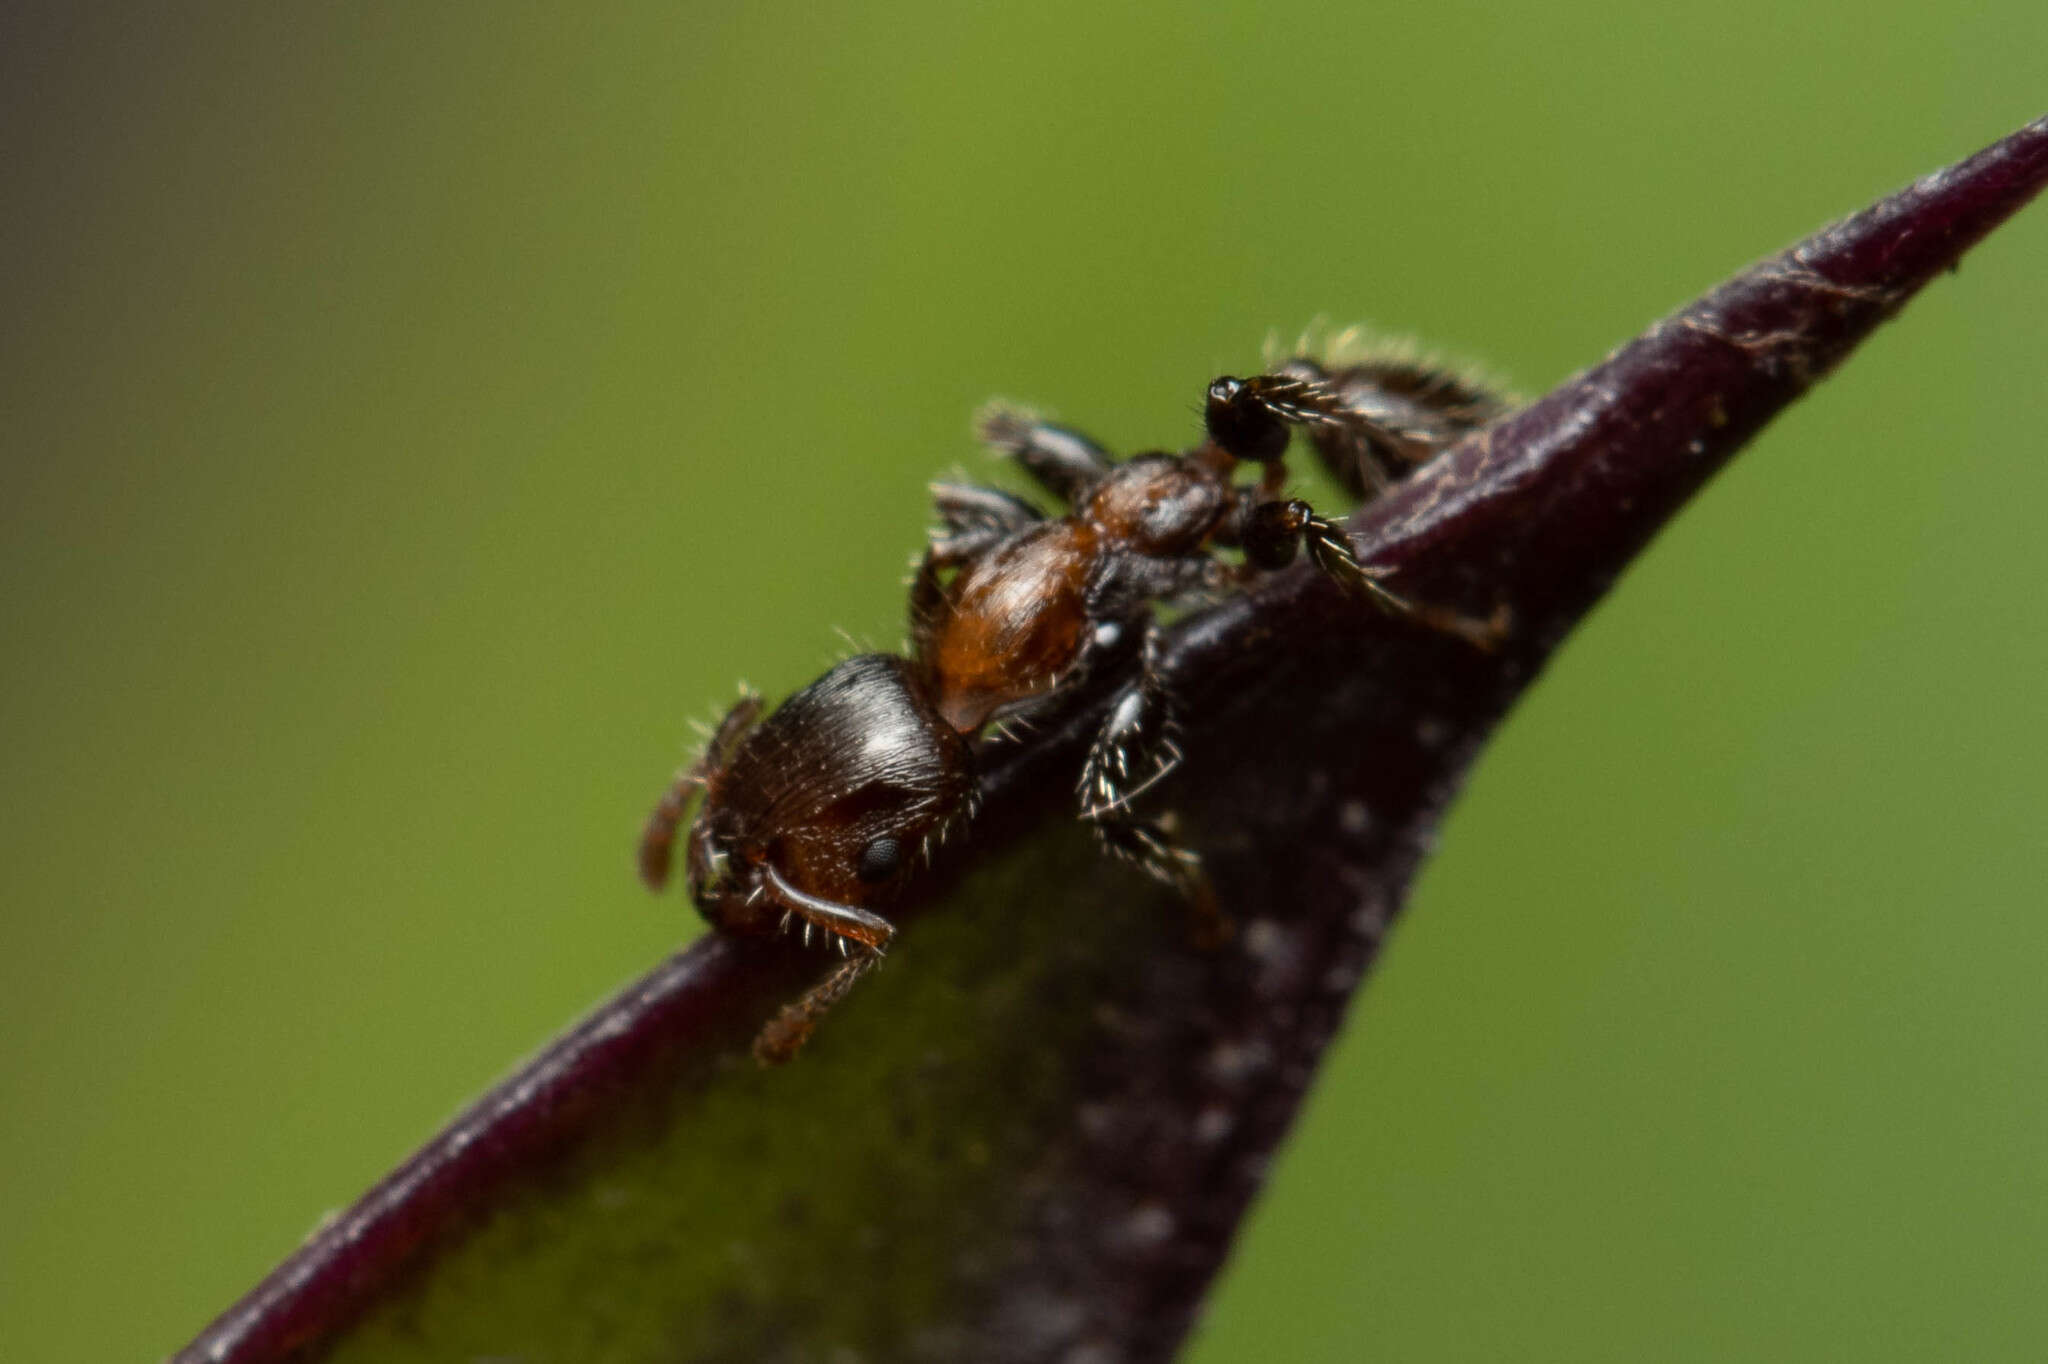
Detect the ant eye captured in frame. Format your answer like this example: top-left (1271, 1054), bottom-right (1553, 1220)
top-left (856, 836), bottom-right (903, 883)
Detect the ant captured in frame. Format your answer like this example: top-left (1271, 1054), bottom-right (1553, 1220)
top-left (639, 345), bottom-right (1512, 1062)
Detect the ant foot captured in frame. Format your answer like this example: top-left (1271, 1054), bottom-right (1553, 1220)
top-left (1303, 519), bottom-right (1510, 651)
top-left (1091, 815), bottom-right (1234, 948)
top-left (1079, 682), bottom-right (1182, 819)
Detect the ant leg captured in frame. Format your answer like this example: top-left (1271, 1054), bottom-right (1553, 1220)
top-left (638, 692), bottom-right (762, 890)
top-left (927, 481), bottom-right (1041, 566)
top-left (908, 544), bottom-right (951, 642)
top-left (976, 401), bottom-right (1112, 508)
top-left (1074, 623), bottom-right (1231, 946)
top-left (1077, 621), bottom-right (1180, 822)
top-left (1279, 354), bottom-right (1514, 499)
top-left (1241, 498), bottom-right (1508, 650)
top-left (1092, 816), bottom-right (1231, 949)
top-left (1205, 363), bottom-right (1510, 496)
top-left (1060, 543), bottom-right (1231, 803)
top-left (750, 868), bottom-right (897, 1063)
top-left (753, 953), bottom-right (878, 1064)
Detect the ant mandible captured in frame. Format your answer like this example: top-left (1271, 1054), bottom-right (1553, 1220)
top-left (639, 346), bottom-right (1511, 1062)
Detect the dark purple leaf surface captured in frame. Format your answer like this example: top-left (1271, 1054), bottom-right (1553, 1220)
top-left (176, 115), bottom-right (2048, 1364)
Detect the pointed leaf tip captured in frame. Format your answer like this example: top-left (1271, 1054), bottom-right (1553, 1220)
top-left (176, 113), bottom-right (2048, 1364)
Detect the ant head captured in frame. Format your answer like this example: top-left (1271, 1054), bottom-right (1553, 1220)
top-left (685, 654), bottom-right (974, 935)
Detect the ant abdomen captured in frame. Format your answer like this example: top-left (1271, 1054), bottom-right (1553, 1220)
top-left (919, 521), bottom-right (1096, 733)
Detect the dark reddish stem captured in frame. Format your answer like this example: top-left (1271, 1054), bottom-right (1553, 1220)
top-left (175, 114), bottom-right (2048, 1364)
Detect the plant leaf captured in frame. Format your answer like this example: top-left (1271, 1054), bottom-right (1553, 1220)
top-left (175, 115), bottom-right (2048, 1364)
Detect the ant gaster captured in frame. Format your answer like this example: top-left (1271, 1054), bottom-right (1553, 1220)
top-left (640, 347), bottom-right (1511, 1063)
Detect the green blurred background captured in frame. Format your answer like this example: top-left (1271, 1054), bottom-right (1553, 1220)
top-left (3, 5), bottom-right (2043, 1360)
